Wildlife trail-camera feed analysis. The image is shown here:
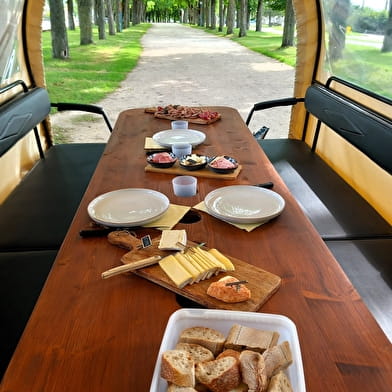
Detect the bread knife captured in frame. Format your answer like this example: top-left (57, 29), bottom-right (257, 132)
top-left (101, 255), bottom-right (162, 279)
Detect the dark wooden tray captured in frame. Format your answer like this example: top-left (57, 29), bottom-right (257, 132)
top-left (121, 239), bottom-right (281, 312)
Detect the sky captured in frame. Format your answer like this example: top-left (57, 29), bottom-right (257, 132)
top-left (351, 0), bottom-right (389, 11)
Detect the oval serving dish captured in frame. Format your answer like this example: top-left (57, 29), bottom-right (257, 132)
top-left (179, 154), bottom-right (208, 171)
top-left (147, 152), bottom-right (177, 168)
top-left (208, 155), bottom-right (239, 174)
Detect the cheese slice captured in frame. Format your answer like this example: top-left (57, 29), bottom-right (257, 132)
top-left (208, 248), bottom-right (235, 271)
top-left (174, 253), bottom-right (201, 283)
top-left (158, 230), bottom-right (187, 251)
top-left (183, 253), bottom-right (210, 281)
top-left (159, 255), bottom-right (193, 288)
top-left (194, 247), bottom-right (226, 272)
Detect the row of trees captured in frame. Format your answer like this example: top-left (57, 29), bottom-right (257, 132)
top-left (47, 0), bottom-right (294, 59)
top-left (47, 0), bottom-right (392, 60)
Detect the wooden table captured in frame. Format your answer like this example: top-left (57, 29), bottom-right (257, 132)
top-left (1, 107), bottom-right (391, 391)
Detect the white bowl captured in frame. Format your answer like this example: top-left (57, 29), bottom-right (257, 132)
top-left (150, 308), bottom-right (306, 392)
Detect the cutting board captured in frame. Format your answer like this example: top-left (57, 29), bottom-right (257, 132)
top-left (145, 162), bottom-right (242, 180)
top-left (120, 239), bottom-right (281, 312)
top-left (145, 107), bottom-right (221, 124)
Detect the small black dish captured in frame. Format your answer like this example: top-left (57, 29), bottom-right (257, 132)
top-left (147, 152), bottom-right (177, 168)
top-left (208, 155), bottom-right (239, 174)
top-left (179, 154), bottom-right (208, 171)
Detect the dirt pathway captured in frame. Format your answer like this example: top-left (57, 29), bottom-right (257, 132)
top-left (51, 23), bottom-right (295, 142)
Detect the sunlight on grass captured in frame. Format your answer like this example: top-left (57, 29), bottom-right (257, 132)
top-left (43, 24), bottom-right (151, 104)
top-left (193, 26), bottom-right (297, 68)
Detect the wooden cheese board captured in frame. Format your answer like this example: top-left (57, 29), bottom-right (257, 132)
top-left (145, 107), bottom-right (221, 124)
top-left (119, 239), bottom-right (281, 312)
top-left (145, 162), bottom-right (242, 180)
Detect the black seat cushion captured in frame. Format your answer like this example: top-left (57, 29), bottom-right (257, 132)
top-left (0, 249), bottom-right (58, 379)
top-left (326, 238), bottom-right (392, 340)
top-left (259, 139), bottom-right (392, 239)
top-left (0, 143), bottom-right (105, 251)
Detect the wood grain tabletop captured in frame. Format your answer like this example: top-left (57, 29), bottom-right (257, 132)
top-left (1, 107), bottom-right (390, 391)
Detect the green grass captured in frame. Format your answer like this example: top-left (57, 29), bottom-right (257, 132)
top-left (192, 25), bottom-right (297, 67)
top-left (331, 44), bottom-right (392, 99)
top-left (195, 25), bottom-right (392, 99)
top-left (43, 24), bottom-right (151, 104)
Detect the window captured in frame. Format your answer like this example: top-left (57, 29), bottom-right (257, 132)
top-left (322, 0), bottom-right (392, 99)
top-left (0, 0), bottom-right (24, 86)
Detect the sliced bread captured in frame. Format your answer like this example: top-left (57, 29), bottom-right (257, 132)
top-left (179, 326), bottom-right (226, 356)
top-left (161, 350), bottom-right (195, 387)
top-left (225, 324), bottom-right (280, 353)
top-left (239, 349), bottom-right (268, 392)
top-left (195, 356), bottom-right (241, 392)
top-left (175, 342), bottom-right (215, 363)
top-left (167, 384), bottom-right (198, 392)
top-left (266, 371), bottom-right (293, 392)
top-left (262, 341), bottom-right (293, 377)
top-left (216, 349), bottom-right (241, 362)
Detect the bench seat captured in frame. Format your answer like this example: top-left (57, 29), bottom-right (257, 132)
top-left (0, 143), bottom-right (105, 251)
top-left (259, 139), bottom-right (392, 240)
top-left (0, 250), bottom-right (58, 378)
top-left (326, 238), bottom-right (392, 340)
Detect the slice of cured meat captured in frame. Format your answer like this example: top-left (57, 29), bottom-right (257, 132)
top-left (145, 105), bottom-right (221, 124)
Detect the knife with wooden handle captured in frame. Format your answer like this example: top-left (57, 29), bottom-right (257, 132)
top-left (101, 255), bottom-right (162, 279)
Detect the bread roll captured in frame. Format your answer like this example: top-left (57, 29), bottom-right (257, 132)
top-left (207, 276), bottom-right (251, 303)
top-left (161, 350), bottom-right (195, 387)
top-left (195, 356), bottom-right (241, 392)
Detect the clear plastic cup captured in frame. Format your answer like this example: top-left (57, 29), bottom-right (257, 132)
top-left (172, 176), bottom-right (197, 197)
top-left (171, 143), bottom-right (192, 158)
top-left (171, 120), bottom-right (188, 130)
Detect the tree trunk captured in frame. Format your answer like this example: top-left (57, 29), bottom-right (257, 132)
top-left (132, 0), bottom-right (142, 25)
top-left (226, 0), bottom-right (235, 34)
top-left (106, 0), bottom-right (116, 34)
top-left (218, 0), bottom-right (224, 31)
top-left (238, 0), bottom-right (247, 37)
top-left (96, 0), bottom-right (106, 39)
top-left (381, 0), bottom-right (392, 52)
top-left (210, 0), bottom-right (216, 29)
top-left (67, 0), bottom-right (75, 30)
top-left (48, 0), bottom-right (69, 58)
top-left (255, 0), bottom-right (263, 32)
top-left (116, 0), bottom-right (122, 32)
top-left (123, 0), bottom-right (130, 28)
top-left (77, 0), bottom-right (93, 45)
top-left (328, 0), bottom-right (350, 62)
top-left (281, 0), bottom-right (295, 47)
top-left (205, 0), bottom-right (210, 28)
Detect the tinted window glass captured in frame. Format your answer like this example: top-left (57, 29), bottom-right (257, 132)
top-left (322, 0), bottom-right (392, 99)
top-left (0, 0), bottom-right (24, 85)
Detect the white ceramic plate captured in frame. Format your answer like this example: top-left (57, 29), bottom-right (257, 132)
top-left (152, 129), bottom-right (206, 147)
top-left (150, 308), bottom-right (306, 392)
top-left (87, 188), bottom-right (169, 227)
top-left (204, 185), bottom-right (285, 224)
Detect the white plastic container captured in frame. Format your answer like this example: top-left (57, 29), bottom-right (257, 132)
top-left (150, 308), bottom-right (306, 392)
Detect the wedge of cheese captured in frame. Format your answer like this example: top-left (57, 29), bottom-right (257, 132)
top-left (159, 255), bottom-right (193, 288)
top-left (158, 230), bottom-right (187, 251)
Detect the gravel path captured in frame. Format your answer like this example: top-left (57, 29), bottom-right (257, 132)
top-left (51, 23), bottom-right (295, 142)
